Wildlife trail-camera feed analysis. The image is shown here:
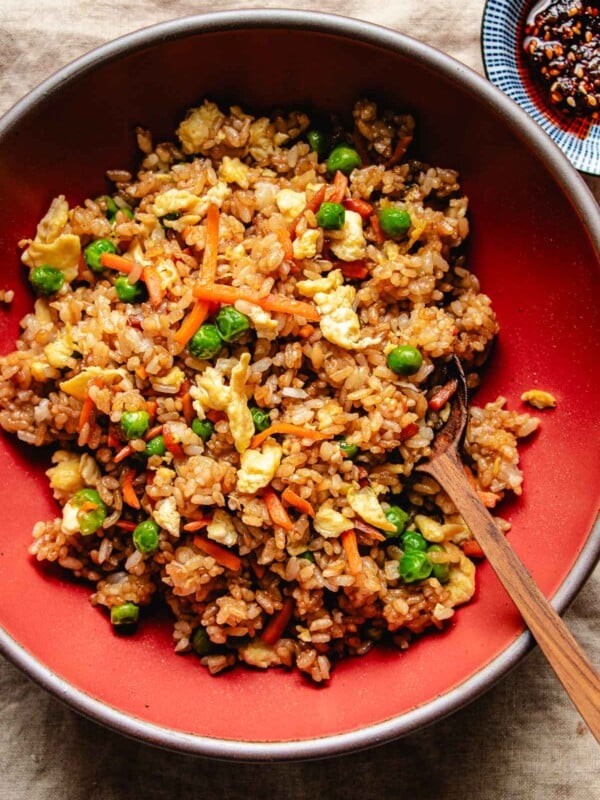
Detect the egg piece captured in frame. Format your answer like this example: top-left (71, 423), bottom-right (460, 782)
top-left (44, 337), bottom-right (74, 369)
top-left (191, 353), bottom-right (254, 453)
top-left (329, 210), bottom-right (366, 262)
top-left (36, 195), bottom-right (70, 242)
top-left (444, 543), bottom-right (476, 606)
top-left (520, 389), bottom-right (556, 409)
top-left (61, 499), bottom-right (81, 535)
top-left (313, 506), bottom-right (354, 539)
top-left (296, 269), bottom-right (379, 351)
top-left (47, 453), bottom-right (84, 495)
top-left (21, 196), bottom-right (81, 283)
top-left (206, 509), bottom-right (238, 547)
top-left (292, 229), bottom-right (320, 260)
top-left (234, 300), bottom-right (278, 341)
top-left (219, 156), bottom-right (251, 189)
top-left (414, 515), bottom-right (444, 543)
top-left (275, 189), bottom-right (306, 223)
top-left (236, 439), bottom-right (283, 495)
top-left (153, 497), bottom-right (181, 538)
top-left (176, 101), bottom-right (226, 154)
top-left (154, 257), bottom-right (180, 293)
top-left (152, 183), bottom-right (231, 219)
top-left (150, 366), bottom-right (186, 394)
top-left (347, 486), bottom-right (396, 532)
top-left (60, 366), bottom-right (126, 401)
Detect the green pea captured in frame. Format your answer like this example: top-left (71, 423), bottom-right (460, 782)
top-left (95, 195), bottom-right (119, 219)
top-left (401, 530), bottom-right (428, 553)
top-left (339, 440), bottom-right (359, 459)
top-left (120, 410), bottom-right (150, 440)
top-left (378, 207), bottom-right (411, 238)
top-left (428, 544), bottom-right (450, 584)
top-left (316, 202), bottom-right (346, 230)
top-left (145, 435), bottom-right (166, 458)
top-left (133, 519), bottom-right (160, 554)
top-left (29, 265), bottom-right (64, 295)
top-left (307, 129), bottom-right (328, 157)
top-left (188, 324), bottom-right (223, 360)
top-left (298, 551), bottom-right (315, 562)
top-left (114, 275), bottom-right (147, 303)
top-left (399, 550), bottom-right (432, 583)
top-left (191, 626), bottom-right (216, 657)
top-left (326, 145), bottom-right (362, 176)
top-left (110, 602), bottom-right (139, 626)
top-left (72, 488), bottom-right (107, 536)
top-left (84, 238), bottom-right (117, 273)
top-left (215, 306), bottom-right (250, 343)
top-left (191, 418), bottom-right (214, 442)
top-left (387, 345), bottom-right (423, 376)
top-left (250, 406), bottom-right (271, 433)
top-left (384, 505), bottom-right (410, 537)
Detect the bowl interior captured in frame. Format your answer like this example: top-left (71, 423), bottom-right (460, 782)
top-left (0, 20), bottom-right (599, 755)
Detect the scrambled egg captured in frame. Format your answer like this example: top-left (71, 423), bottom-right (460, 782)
top-left (444, 542), bottom-right (476, 605)
top-left (296, 269), bottom-right (379, 351)
top-left (234, 300), bottom-right (277, 341)
top-left (154, 257), bottom-right (180, 293)
top-left (236, 439), bottom-right (283, 495)
top-left (151, 183), bottom-right (231, 219)
top-left (60, 366), bottom-right (127, 401)
top-left (275, 189), bottom-right (306, 223)
top-left (313, 506), bottom-right (354, 539)
top-left (206, 509), bottom-right (238, 547)
top-left (21, 195), bottom-right (80, 282)
top-left (414, 515), bottom-right (466, 544)
top-left (34, 298), bottom-right (53, 325)
top-left (150, 366), bottom-right (186, 393)
top-left (47, 452), bottom-right (84, 494)
top-left (44, 336), bottom-right (75, 369)
top-left (61, 500), bottom-right (81, 535)
top-left (292, 229), bottom-right (320, 260)
top-left (521, 389), bottom-right (556, 409)
top-left (347, 486), bottom-right (396, 532)
top-left (329, 210), bottom-right (366, 262)
top-left (191, 353), bottom-right (254, 453)
top-left (176, 101), bottom-right (226, 154)
top-left (153, 497), bottom-right (181, 538)
top-left (219, 156), bottom-right (250, 189)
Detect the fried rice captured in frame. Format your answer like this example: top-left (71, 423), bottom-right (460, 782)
top-left (0, 99), bottom-right (539, 682)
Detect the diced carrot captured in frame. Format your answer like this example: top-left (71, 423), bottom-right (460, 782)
top-left (114, 444), bottom-right (134, 464)
top-left (276, 228), bottom-right (294, 260)
top-left (143, 266), bottom-right (164, 309)
top-left (192, 283), bottom-right (320, 322)
top-left (77, 376), bottom-right (102, 433)
top-left (281, 487), bottom-right (315, 517)
top-left (206, 409), bottom-right (226, 423)
top-left (385, 134), bottom-right (413, 168)
top-left (250, 422), bottom-right (331, 450)
top-left (261, 597), bottom-right (294, 646)
top-left (399, 422), bottom-right (419, 441)
top-left (78, 501), bottom-right (99, 514)
top-left (328, 170), bottom-right (348, 203)
top-left (250, 558), bottom-right (267, 580)
top-left (263, 487), bottom-right (293, 531)
top-left (135, 365), bottom-right (147, 381)
top-left (339, 260), bottom-right (369, 280)
top-left (353, 519), bottom-right (387, 542)
top-left (144, 424), bottom-right (164, 441)
top-left (145, 399), bottom-right (157, 423)
top-left (370, 214), bottom-right (385, 245)
top-left (115, 520), bottom-right (137, 531)
top-left (122, 468), bottom-right (141, 510)
top-left (463, 540), bottom-right (485, 559)
top-left (174, 300), bottom-right (209, 347)
top-left (193, 534), bottom-right (241, 572)
top-left (343, 198), bottom-right (373, 218)
top-left (341, 529), bottom-right (363, 575)
top-left (428, 379), bottom-right (458, 411)
top-left (181, 392), bottom-right (195, 425)
top-left (297, 324), bottom-right (314, 338)
top-left (163, 423), bottom-right (186, 459)
top-left (182, 518), bottom-right (213, 531)
top-left (100, 252), bottom-right (135, 274)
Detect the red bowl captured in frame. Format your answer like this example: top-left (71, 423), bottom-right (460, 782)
top-left (0, 11), bottom-right (598, 760)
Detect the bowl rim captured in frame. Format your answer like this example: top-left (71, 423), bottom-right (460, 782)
top-left (0, 7), bottom-right (598, 762)
top-left (480, 0), bottom-right (600, 176)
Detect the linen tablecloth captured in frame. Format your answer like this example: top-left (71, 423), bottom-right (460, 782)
top-left (0, 2), bottom-right (598, 797)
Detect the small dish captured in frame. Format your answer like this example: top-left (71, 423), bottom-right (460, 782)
top-left (482, 0), bottom-right (600, 175)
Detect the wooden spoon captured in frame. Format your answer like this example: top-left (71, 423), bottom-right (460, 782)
top-left (415, 357), bottom-right (600, 741)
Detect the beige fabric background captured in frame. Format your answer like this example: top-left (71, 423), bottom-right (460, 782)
top-left (0, 2), bottom-right (598, 797)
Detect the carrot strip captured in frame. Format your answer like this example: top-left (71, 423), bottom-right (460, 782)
top-left (276, 228), bottom-right (294, 260)
top-left (289, 184), bottom-right (327, 239)
top-left (202, 204), bottom-right (220, 281)
top-left (181, 392), bottom-right (195, 424)
top-left (329, 170), bottom-right (348, 204)
top-left (192, 283), bottom-right (320, 322)
top-left (143, 266), bottom-right (164, 309)
top-left (193, 535), bottom-right (241, 572)
top-left (250, 422), bottom-right (331, 450)
top-left (145, 424), bottom-right (163, 441)
top-left (145, 399), bottom-right (157, 423)
top-left (115, 520), bottom-right (137, 531)
top-left (385, 134), bottom-right (413, 168)
top-left (428, 379), bottom-right (458, 411)
top-left (370, 214), bottom-right (385, 245)
top-left (183, 518), bottom-right (212, 531)
top-left (339, 260), bottom-right (369, 281)
top-left (100, 253), bottom-right (135, 274)
top-left (262, 597), bottom-right (294, 646)
top-left (78, 377), bottom-right (102, 433)
top-left (114, 444), bottom-right (133, 464)
top-left (341, 529), bottom-right (363, 575)
top-left (463, 540), bottom-right (485, 559)
top-left (343, 198), bottom-right (373, 218)
top-left (163, 424), bottom-right (186, 459)
top-left (281, 487), bottom-right (315, 517)
top-left (263, 488), bottom-right (293, 531)
top-left (399, 422), bottom-right (419, 441)
top-left (174, 300), bottom-right (209, 347)
top-left (250, 558), bottom-right (267, 580)
top-left (122, 468), bottom-right (141, 510)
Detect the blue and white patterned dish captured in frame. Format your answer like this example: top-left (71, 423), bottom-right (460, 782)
top-left (481, 0), bottom-right (600, 175)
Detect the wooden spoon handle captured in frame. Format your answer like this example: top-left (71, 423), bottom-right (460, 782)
top-left (419, 451), bottom-right (600, 742)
